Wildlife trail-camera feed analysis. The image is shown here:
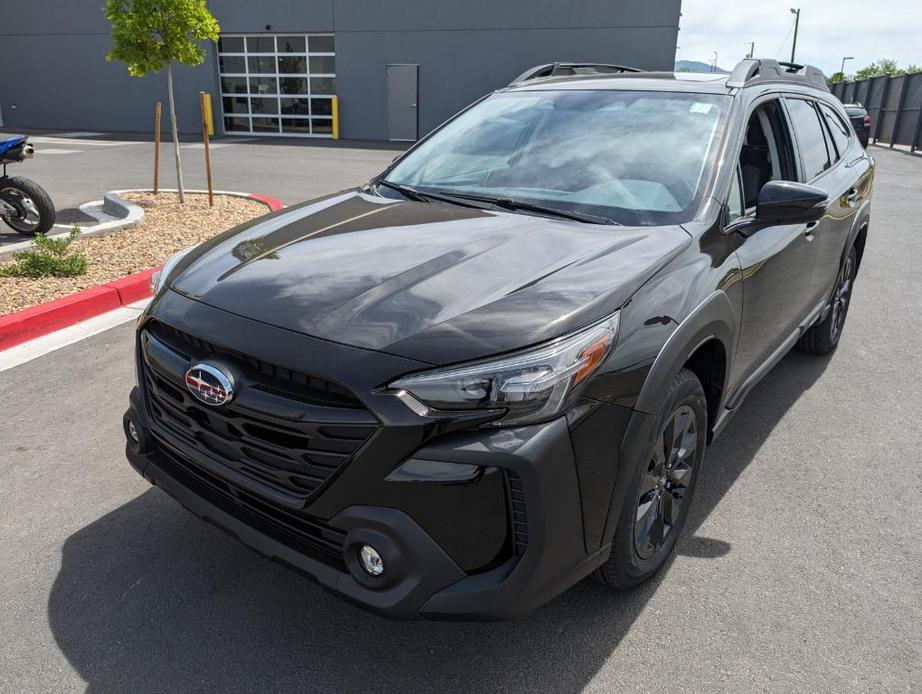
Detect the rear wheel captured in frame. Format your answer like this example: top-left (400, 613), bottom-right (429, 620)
top-left (797, 246), bottom-right (857, 355)
top-left (0, 176), bottom-right (56, 235)
top-left (594, 368), bottom-right (707, 590)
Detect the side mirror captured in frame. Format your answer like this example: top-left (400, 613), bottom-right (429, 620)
top-left (755, 180), bottom-right (828, 224)
top-left (726, 180), bottom-right (828, 237)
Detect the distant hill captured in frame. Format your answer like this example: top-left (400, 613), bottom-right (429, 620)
top-left (675, 60), bottom-right (730, 74)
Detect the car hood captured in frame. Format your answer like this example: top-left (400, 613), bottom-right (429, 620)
top-left (171, 191), bottom-right (690, 364)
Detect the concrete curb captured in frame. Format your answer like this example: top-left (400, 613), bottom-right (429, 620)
top-left (0, 191), bottom-right (284, 351)
top-left (0, 188), bottom-right (284, 258)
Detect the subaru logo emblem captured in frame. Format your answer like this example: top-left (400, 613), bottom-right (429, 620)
top-left (184, 363), bottom-right (235, 406)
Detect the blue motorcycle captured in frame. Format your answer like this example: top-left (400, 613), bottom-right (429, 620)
top-left (0, 135), bottom-right (55, 235)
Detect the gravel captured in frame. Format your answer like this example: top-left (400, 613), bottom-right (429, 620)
top-left (0, 192), bottom-right (268, 316)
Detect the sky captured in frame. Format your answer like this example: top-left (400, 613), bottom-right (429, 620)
top-left (677, 0), bottom-right (921, 75)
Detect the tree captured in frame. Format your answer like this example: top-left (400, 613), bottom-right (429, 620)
top-left (105, 0), bottom-right (220, 203)
top-left (827, 71), bottom-right (846, 84)
top-left (854, 58), bottom-right (901, 81)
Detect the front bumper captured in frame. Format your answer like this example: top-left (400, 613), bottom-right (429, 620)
top-left (124, 290), bottom-right (633, 620)
top-left (126, 387), bottom-right (609, 620)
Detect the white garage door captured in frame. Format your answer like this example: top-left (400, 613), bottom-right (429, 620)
top-left (217, 34), bottom-right (336, 137)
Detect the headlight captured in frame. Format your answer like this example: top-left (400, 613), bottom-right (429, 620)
top-left (149, 246), bottom-right (195, 295)
top-left (390, 314), bottom-right (618, 426)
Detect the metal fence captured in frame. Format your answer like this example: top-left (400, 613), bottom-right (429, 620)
top-left (830, 73), bottom-right (922, 151)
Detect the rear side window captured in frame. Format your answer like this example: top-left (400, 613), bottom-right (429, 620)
top-left (785, 98), bottom-right (831, 180)
top-left (819, 103), bottom-right (851, 159)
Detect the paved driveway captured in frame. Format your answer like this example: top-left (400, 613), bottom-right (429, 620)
top-left (0, 148), bottom-right (920, 693)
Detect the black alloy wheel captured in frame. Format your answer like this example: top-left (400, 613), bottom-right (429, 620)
top-left (829, 251), bottom-right (856, 342)
top-left (593, 368), bottom-right (707, 590)
top-left (797, 245), bottom-right (858, 355)
top-left (634, 404), bottom-right (698, 559)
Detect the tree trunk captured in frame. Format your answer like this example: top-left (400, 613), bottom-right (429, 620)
top-left (166, 63), bottom-right (185, 203)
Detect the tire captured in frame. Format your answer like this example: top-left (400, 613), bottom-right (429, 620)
top-left (796, 246), bottom-right (857, 356)
top-left (593, 368), bottom-right (708, 590)
top-left (0, 176), bottom-right (56, 236)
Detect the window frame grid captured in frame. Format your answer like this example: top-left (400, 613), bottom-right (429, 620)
top-left (217, 33), bottom-right (336, 138)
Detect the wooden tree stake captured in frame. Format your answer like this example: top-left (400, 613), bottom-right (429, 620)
top-left (199, 91), bottom-right (214, 207)
top-left (153, 101), bottom-right (161, 194)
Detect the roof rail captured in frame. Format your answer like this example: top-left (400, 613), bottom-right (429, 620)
top-left (726, 58), bottom-right (829, 91)
top-left (510, 62), bottom-right (642, 85)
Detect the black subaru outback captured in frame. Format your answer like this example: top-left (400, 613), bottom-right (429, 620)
top-left (124, 58), bottom-right (873, 620)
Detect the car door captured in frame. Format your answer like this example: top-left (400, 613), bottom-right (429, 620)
top-left (726, 97), bottom-right (820, 395)
top-left (811, 100), bottom-right (869, 299)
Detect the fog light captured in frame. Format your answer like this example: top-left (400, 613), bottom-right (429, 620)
top-left (127, 419), bottom-right (140, 445)
top-left (359, 545), bottom-right (384, 576)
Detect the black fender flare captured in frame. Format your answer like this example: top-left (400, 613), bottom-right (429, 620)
top-left (843, 198), bottom-right (871, 270)
top-left (597, 290), bottom-right (736, 551)
top-left (633, 290), bottom-right (736, 416)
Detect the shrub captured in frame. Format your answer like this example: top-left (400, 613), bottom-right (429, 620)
top-left (0, 225), bottom-right (88, 278)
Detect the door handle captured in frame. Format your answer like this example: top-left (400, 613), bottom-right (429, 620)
top-left (410, 103), bottom-right (417, 109)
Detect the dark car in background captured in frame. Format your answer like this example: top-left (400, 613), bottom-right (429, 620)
top-left (844, 103), bottom-right (871, 146)
top-left (123, 58), bottom-right (874, 620)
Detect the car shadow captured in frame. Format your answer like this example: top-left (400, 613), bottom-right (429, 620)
top-left (48, 350), bottom-right (830, 693)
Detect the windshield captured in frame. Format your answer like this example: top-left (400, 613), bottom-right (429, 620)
top-left (384, 89), bottom-right (729, 226)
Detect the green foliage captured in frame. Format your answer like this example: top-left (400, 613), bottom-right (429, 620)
top-left (0, 225), bottom-right (88, 278)
top-left (849, 58), bottom-right (921, 82)
top-left (854, 58), bottom-right (900, 80)
top-left (827, 71), bottom-right (846, 84)
top-left (105, 0), bottom-right (220, 77)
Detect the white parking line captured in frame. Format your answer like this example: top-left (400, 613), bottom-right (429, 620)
top-left (54, 131), bottom-right (105, 138)
top-left (0, 299), bottom-right (149, 373)
top-left (29, 136), bottom-right (137, 147)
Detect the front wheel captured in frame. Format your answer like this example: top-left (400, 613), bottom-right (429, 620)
top-left (0, 176), bottom-right (56, 235)
top-left (593, 368), bottom-right (708, 590)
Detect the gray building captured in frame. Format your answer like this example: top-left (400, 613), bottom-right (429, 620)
top-left (0, 1), bottom-right (681, 142)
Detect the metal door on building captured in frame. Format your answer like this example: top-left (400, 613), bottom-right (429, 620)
top-left (386, 64), bottom-right (419, 141)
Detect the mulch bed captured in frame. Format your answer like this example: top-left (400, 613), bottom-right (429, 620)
top-left (0, 192), bottom-right (268, 317)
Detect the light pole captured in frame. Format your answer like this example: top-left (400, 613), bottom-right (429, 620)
top-left (840, 56), bottom-right (854, 76)
top-left (790, 8), bottom-right (800, 64)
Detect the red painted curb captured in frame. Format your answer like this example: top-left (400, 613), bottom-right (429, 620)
top-left (107, 267), bottom-right (158, 306)
top-left (0, 192), bottom-right (283, 353)
top-left (0, 286), bottom-right (123, 351)
top-left (0, 267), bottom-right (157, 351)
top-left (248, 193), bottom-right (285, 211)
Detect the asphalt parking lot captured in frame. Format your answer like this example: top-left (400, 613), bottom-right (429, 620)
top-left (1, 147), bottom-right (921, 693)
top-left (0, 131), bottom-right (399, 246)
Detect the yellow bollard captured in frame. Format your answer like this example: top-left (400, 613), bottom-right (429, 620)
top-left (332, 95), bottom-right (339, 140)
top-left (202, 92), bottom-right (214, 137)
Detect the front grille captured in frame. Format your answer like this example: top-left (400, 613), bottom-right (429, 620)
top-left (140, 319), bottom-right (377, 505)
top-left (150, 321), bottom-right (363, 408)
top-left (155, 442), bottom-right (347, 569)
top-left (506, 470), bottom-right (529, 556)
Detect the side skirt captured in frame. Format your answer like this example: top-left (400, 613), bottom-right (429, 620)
top-left (712, 294), bottom-right (828, 440)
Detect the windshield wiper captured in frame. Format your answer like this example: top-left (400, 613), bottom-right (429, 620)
top-left (430, 191), bottom-right (618, 225)
top-left (374, 180), bottom-right (482, 209)
top-left (375, 179), bottom-right (430, 202)
top-left (375, 181), bottom-right (617, 224)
